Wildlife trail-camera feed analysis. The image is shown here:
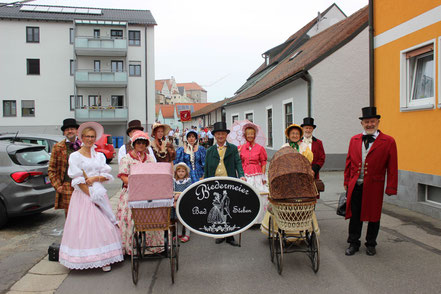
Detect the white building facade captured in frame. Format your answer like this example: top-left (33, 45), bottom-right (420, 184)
top-left (224, 5), bottom-right (369, 170)
top-left (0, 4), bottom-right (156, 138)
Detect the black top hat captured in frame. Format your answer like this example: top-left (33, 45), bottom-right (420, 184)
top-left (301, 117), bottom-right (316, 129)
top-left (212, 122), bottom-right (230, 134)
top-left (126, 120), bottom-right (144, 136)
top-left (359, 107), bottom-right (381, 120)
top-left (61, 118), bottom-right (79, 131)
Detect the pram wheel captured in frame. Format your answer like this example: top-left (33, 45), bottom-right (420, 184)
top-left (275, 231), bottom-right (284, 275)
top-left (309, 231), bottom-right (320, 273)
top-left (167, 229), bottom-right (176, 283)
top-left (131, 231), bottom-right (142, 285)
top-left (172, 221), bottom-right (179, 272)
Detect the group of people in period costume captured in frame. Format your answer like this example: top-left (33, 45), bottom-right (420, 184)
top-left (49, 105), bottom-right (397, 273)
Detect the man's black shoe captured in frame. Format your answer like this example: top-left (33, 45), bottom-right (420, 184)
top-left (366, 246), bottom-right (376, 256)
top-left (345, 245), bottom-right (359, 256)
top-left (226, 238), bottom-right (240, 247)
top-left (215, 238), bottom-right (225, 244)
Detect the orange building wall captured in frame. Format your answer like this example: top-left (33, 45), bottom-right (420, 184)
top-left (374, 3), bottom-right (441, 176)
top-left (374, 0), bottom-right (441, 35)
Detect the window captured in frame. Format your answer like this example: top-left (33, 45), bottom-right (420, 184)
top-left (419, 184), bottom-right (441, 205)
top-left (245, 112), bottom-right (253, 122)
top-left (111, 60), bottom-right (123, 72)
top-left (26, 27), bottom-right (39, 43)
top-left (93, 29), bottom-right (100, 38)
top-left (27, 59), bottom-right (40, 75)
top-left (110, 30), bottom-right (123, 39)
top-left (129, 64), bottom-right (141, 76)
top-left (94, 60), bottom-right (101, 72)
top-left (70, 60), bottom-right (75, 75)
top-left (69, 28), bottom-right (74, 44)
top-left (88, 95), bottom-right (100, 107)
top-left (267, 107), bottom-right (273, 147)
top-left (232, 114), bottom-right (239, 124)
top-left (70, 95), bottom-right (83, 110)
top-left (3, 100), bottom-right (16, 117)
top-left (284, 102), bottom-right (293, 128)
top-left (111, 95), bottom-right (124, 107)
top-left (129, 30), bottom-right (140, 46)
top-left (21, 100), bottom-right (35, 117)
top-left (400, 42), bottom-right (436, 110)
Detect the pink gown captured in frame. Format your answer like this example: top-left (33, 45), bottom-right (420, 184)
top-left (59, 149), bottom-right (123, 270)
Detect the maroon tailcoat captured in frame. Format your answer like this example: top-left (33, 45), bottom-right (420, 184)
top-left (344, 131), bottom-right (398, 222)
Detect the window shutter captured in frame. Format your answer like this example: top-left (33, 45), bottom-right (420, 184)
top-left (406, 44), bottom-right (433, 59)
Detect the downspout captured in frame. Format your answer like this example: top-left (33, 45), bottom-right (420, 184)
top-left (369, 0), bottom-right (375, 106)
top-left (144, 25), bottom-right (149, 128)
top-left (301, 71), bottom-right (312, 117)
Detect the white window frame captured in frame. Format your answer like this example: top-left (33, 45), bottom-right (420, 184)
top-left (231, 113), bottom-right (239, 124)
top-left (400, 39), bottom-right (436, 111)
top-left (424, 184), bottom-right (441, 207)
top-left (439, 37), bottom-right (441, 109)
top-left (282, 98), bottom-right (294, 129)
top-left (244, 110), bottom-right (254, 122)
top-left (265, 105), bottom-right (273, 149)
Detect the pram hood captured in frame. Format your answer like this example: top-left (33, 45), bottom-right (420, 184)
top-left (268, 146), bottom-right (317, 200)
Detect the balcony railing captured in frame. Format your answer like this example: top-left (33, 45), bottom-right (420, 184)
top-left (75, 106), bottom-right (128, 122)
top-left (75, 70), bottom-right (128, 88)
top-left (74, 37), bottom-right (127, 56)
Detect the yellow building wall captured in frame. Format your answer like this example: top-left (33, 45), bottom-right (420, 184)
top-left (374, 0), bottom-right (441, 35)
top-left (374, 3), bottom-right (441, 176)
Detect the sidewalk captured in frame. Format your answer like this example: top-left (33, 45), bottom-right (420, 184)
top-left (5, 172), bottom-right (441, 293)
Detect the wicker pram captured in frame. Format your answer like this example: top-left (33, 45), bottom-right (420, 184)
top-left (266, 146), bottom-right (320, 274)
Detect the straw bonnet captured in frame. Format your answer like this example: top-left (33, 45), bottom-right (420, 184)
top-left (78, 121), bottom-right (104, 141)
top-left (284, 124), bottom-right (303, 139)
top-left (151, 122), bottom-right (171, 137)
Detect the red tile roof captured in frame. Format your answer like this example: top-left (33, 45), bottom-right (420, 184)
top-left (156, 103), bottom-right (213, 119)
top-left (230, 5), bottom-right (368, 105)
top-left (191, 98), bottom-right (233, 117)
top-left (157, 105), bottom-right (175, 118)
top-left (176, 82), bottom-right (206, 92)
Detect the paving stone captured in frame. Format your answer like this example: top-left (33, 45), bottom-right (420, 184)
top-left (28, 258), bottom-right (70, 275)
top-left (10, 273), bottom-right (67, 292)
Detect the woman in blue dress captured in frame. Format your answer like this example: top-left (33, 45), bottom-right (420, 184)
top-left (174, 129), bottom-right (206, 183)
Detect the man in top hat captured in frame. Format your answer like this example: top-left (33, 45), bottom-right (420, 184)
top-left (118, 120), bottom-right (156, 164)
top-left (204, 121), bottom-right (245, 247)
top-left (344, 107), bottom-right (398, 256)
top-left (48, 118), bottom-right (81, 218)
top-left (301, 117), bottom-right (325, 180)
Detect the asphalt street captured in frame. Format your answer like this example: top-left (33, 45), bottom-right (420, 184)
top-left (1, 163), bottom-right (441, 294)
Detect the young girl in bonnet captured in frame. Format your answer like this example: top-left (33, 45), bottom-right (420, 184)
top-left (173, 162), bottom-right (192, 242)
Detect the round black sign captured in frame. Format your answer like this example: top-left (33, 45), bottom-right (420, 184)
top-left (177, 177), bottom-right (262, 238)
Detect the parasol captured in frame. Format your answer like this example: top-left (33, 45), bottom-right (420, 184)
top-left (227, 120), bottom-right (266, 147)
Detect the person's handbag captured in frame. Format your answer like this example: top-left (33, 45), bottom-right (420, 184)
top-left (315, 179), bottom-right (325, 192)
top-left (336, 192), bottom-right (347, 216)
top-left (48, 243), bottom-right (60, 261)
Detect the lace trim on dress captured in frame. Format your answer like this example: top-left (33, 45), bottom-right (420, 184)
top-left (60, 242), bottom-right (122, 257)
top-left (59, 255), bottom-right (123, 270)
top-left (71, 176), bottom-right (86, 187)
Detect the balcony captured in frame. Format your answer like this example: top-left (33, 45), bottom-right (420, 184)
top-left (75, 106), bottom-right (128, 122)
top-left (75, 70), bottom-right (128, 88)
top-left (74, 37), bottom-right (127, 56)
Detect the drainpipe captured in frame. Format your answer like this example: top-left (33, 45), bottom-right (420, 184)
top-left (369, 0), bottom-right (375, 106)
top-left (301, 71), bottom-right (312, 117)
top-left (144, 25), bottom-right (148, 128)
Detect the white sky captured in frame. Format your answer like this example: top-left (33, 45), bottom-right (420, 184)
top-left (25, 0), bottom-right (368, 102)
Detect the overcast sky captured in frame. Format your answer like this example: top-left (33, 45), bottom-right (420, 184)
top-left (27, 0), bottom-right (368, 102)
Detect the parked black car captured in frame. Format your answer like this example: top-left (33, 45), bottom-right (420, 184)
top-left (0, 141), bottom-right (55, 228)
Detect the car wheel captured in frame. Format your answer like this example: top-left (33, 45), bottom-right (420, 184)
top-left (0, 201), bottom-right (8, 229)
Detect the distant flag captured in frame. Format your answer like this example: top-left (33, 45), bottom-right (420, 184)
top-left (180, 110), bottom-right (191, 121)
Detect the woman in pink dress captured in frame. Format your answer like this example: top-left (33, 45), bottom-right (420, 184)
top-left (239, 122), bottom-right (268, 223)
top-left (59, 122), bottom-right (123, 272)
top-left (116, 130), bottom-right (163, 255)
